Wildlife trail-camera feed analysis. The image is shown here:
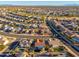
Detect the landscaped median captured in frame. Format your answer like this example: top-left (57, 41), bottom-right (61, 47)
top-left (0, 45), bottom-right (5, 51)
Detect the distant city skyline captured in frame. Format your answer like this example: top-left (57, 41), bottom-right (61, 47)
top-left (0, 1), bottom-right (79, 6)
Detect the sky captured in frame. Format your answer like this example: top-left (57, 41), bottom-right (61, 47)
top-left (0, 1), bottom-right (79, 6)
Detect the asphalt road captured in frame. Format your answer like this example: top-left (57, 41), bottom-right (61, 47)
top-left (0, 31), bottom-right (51, 39)
top-left (46, 19), bottom-right (79, 56)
